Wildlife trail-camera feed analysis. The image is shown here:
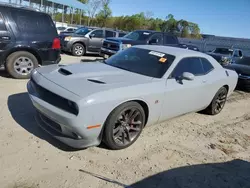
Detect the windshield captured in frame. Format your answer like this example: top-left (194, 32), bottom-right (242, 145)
top-left (213, 48), bottom-right (233, 55)
top-left (75, 27), bottom-right (92, 35)
top-left (124, 31), bottom-right (152, 41)
top-left (104, 47), bottom-right (175, 78)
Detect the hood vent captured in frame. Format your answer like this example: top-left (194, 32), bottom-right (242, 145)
top-left (87, 79), bottom-right (106, 84)
top-left (58, 68), bottom-right (72, 76)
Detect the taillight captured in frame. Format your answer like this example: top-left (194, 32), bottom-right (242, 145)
top-left (52, 38), bottom-right (61, 49)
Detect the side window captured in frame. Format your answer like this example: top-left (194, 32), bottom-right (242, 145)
top-left (0, 13), bottom-right (7, 31)
top-left (171, 57), bottom-right (203, 78)
top-left (91, 30), bottom-right (104, 38)
top-left (11, 11), bottom-right (55, 35)
top-left (119, 32), bottom-right (126, 37)
top-left (234, 50), bottom-right (240, 57)
top-left (165, 35), bottom-right (178, 44)
top-left (200, 58), bottom-right (214, 73)
top-left (67, 28), bottom-right (74, 32)
top-left (149, 33), bottom-right (163, 44)
top-left (105, 30), bottom-right (115, 38)
top-left (239, 50), bottom-right (243, 57)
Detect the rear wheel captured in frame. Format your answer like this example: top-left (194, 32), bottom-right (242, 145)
top-left (72, 43), bottom-right (85, 56)
top-left (5, 51), bottom-right (38, 79)
top-left (204, 87), bottom-right (228, 115)
top-left (103, 102), bottom-right (145, 150)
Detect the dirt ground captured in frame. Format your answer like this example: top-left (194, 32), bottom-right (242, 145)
top-left (1, 55), bottom-right (250, 188)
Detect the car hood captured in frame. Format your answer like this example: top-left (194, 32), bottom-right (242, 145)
top-left (105, 37), bottom-right (146, 45)
top-left (207, 52), bottom-right (231, 58)
top-left (36, 62), bottom-right (152, 98)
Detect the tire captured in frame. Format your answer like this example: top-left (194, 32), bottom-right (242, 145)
top-left (103, 101), bottom-right (146, 150)
top-left (204, 87), bottom-right (228, 115)
top-left (5, 51), bottom-right (39, 79)
top-left (72, 43), bottom-right (85, 56)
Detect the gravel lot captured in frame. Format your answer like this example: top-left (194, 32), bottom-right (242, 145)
top-left (1, 54), bottom-right (250, 188)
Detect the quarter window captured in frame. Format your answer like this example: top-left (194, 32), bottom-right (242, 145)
top-left (11, 10), bottom-right (56, 35)
top-left (171, 57), bottom-right (204, 78)
top-left (105, 30), bottom-right (115, 37)
top-left (0, 13), bottom-right (7, 31)
top-left (200, 58), bottom-right (214, 73)
top-left (165, 35), bottom-right (178, 44)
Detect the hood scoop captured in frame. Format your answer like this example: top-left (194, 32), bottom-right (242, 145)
top-left (87, 79), bottom-right (106, 84)
top-left (58, 68), bottom-right (72, 76)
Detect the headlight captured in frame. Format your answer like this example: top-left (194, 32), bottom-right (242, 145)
top-left (64, 36), bottom-right (72, 41)
top-left (121, 44), bottom-right (132, 50)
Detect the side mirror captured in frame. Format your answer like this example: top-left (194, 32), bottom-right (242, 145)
top-left (181, 72), bottom-right (195, 81)
top-left (149, 38), bottom-right (158, 44)
top-left (89, 33), bottom-right (95, 38)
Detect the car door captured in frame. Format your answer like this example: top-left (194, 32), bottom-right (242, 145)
top-left (0, 12), bottom-right (14, 60)
top-left (198, 57), bottom-right (217, 106)
top-left (160, 57), bottom-right (208, 121)
top-left (88, 29), bottom-right (104, 52)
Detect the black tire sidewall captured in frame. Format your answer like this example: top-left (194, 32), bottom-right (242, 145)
top-left (210, 87), bottom-right (228, 115)
top-left (72, 43), bottom-right (85, 56)
top-left (103, 102), bottom-right (145, 150)
top-left (6, 51), bottom-right (38, 79)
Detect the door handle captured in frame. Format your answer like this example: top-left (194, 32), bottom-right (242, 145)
top-left (202, 80), bottom-right (207, 83)
top-left (0, 36), bottom-right (10, 40)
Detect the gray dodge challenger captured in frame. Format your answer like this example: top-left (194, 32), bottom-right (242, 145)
top-left (27, 45), bottom-right (238, 150)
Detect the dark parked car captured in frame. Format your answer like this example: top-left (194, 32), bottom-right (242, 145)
top-left (224, 57), bottom-right (250, 92)
top-left (0, 4), bottom-right (61, 79)
top-left (61, 28), bottom-right (128, 56)
top-left (100, 30), bottom-right (199, 58)
top-left (207, 47), bottom-right (244, 65)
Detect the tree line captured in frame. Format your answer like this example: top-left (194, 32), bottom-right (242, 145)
top-left (54, 0), bottom-right (202, 39)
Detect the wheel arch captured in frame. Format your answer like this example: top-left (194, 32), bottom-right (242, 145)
top-left (4, 47), bottom-right (42, 65)
top-left (223, 84), bottom-right (229, 92)
top-left (103, 99), bottom-right (149, 127)
top-left (72, 41), bottom-right (87, 52)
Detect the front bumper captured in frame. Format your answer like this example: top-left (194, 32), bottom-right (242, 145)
top-left (100, 47), bottom-right (118, 57)
top-left (27, 79), bottom-right (102, 149)
top-left (35, 111), bottom-right (101, 148)
top-left (237, 74), bottom-right (250, 91)
top-left (61, 41), bottom-right (73, 52)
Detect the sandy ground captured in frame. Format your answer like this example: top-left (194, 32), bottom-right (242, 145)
top-left (0, 54), bottom-right (250, 188)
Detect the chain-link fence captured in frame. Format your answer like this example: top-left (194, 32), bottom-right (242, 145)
top-left (179, 36), bottom-right (250, 56)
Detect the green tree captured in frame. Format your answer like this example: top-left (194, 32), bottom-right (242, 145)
top-left (96, 0), bottom-right (112, 27)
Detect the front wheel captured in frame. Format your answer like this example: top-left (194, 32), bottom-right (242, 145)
top-left (204, 86), bottom-right (228, 115)
top-left (72, 43), bottom-right (85, 56)
top-left (103, 102), bottom-right (145, 150)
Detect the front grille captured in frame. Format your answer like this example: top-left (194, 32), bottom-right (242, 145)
top-left (103, 41), bottom-right (120, 51)
top-left (39, 112), bottom-right (62, 133)
top-left (30, 78), bottom-right (78, 115)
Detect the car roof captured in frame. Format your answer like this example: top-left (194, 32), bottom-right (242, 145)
top-left (134, 45), bottom-right (208, 58)
top-left (0, 3), bottom-right (43, 13)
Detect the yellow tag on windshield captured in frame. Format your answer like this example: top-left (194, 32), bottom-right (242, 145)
top-left (159, 58), bottom-right (167, 63)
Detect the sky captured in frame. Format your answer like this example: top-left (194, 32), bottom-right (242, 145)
top-left (110, 0), bottom-right (250, 39)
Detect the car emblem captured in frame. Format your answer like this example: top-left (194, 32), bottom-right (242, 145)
top-left (107, 44), bottom-right (111, 48)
